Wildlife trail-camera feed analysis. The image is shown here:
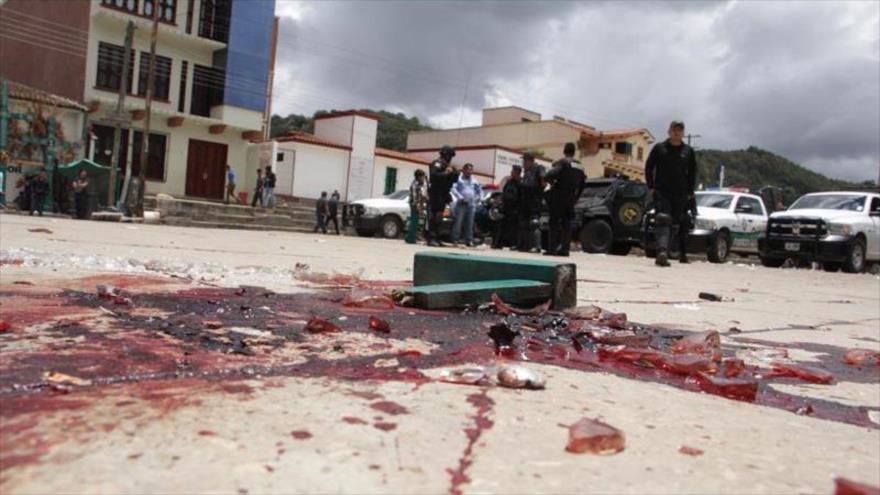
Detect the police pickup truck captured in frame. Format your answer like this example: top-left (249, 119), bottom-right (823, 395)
top-left (643, 191), bottom-right (769, 263)
top-left (759, 191), bottom-right (880, 273)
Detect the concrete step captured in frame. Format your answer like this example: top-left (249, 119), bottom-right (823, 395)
top-left (200, 212), bottom-right (316, 229)
top-left (162, 217), bottom-right (321, 234)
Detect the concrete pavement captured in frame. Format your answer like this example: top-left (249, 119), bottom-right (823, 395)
top-left (1, 213), bottom-right (878, 494)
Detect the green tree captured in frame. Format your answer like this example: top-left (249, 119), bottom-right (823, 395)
top-left (270, 109), bottom-right (433, 151)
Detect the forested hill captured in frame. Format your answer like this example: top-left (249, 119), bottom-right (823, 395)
top-left (695, 146), bottom-right (873, 200)
top-left (270, 109), bottom-right (433, 152)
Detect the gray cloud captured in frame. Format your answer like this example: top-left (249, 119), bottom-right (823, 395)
top-left (273, 0), bottom-right (879, 181)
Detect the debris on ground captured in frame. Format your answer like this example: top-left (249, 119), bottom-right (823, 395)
top-left (342, 289), bottom-right (395, 310)
top-left (671, 330), bottom-right (722, 361)
top-left (96, 285), bottom-right (133, 306)
top-left (844, 348), bottom-right (880, 366)
top-left (0, 320), bottom-right (11, 333)
top-left (767, 361), bottom-right (834, 384)
top-left (438, 368), bottom-right (492, 386)
top-left (490, 293), bottom-right (551, 316)
top-left (565, 418), bottom-right (625, 455)
top-left (43, 371), bottom-right (91, 387)
top-left (833, 477), bottom-right (880, 495)
top-left (304, 317), bottom-right (340, 333)
top-left (27, 228), bottom-right (53, 234)
top-left (698, 292), bottom-right (723, 302)
top-left (496, 365), bottom-right (546, 390)
top-left (368, 315), bottom-right (391, 333)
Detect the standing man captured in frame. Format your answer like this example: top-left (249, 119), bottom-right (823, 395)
top-left (517, 151), bottom-right (546, 252)
top-left (72, 169), bottom-right (90, 219)
top-left (544, 143), bottom-right (585, 257)
top-left (645, 120), bottom-right (697, 267)
top-left (225, 165), bottom-right (243, 205)
top-left (29, 170), bottom-right (50, 217)
top-left (406, 169), bottom-right (427, 244)
top-left (314, 191), bottom-right (329, 233)
top-left (251, 168), bottom-right (264, 208)
top-left (450, 163), bottom-right (482, 247)
top-left (263, 166), bottom-right (276, 208)
top-left (327, 190), bottom-right (341, 235)
top-left (492, 165), bottom-right (521, 249)
top-left (426, 145), bottom-right (458, 247)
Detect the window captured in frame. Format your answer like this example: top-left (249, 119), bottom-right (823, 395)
top-left (185, 0), bottom-right (195, 33)
top-left (637, 146), bottom-right (644, 161)
top-left (137, 53), bottom-right (172, 101)
top-left (736, 197), bottom-right (764, 215)
top-left (870, 197), bottom-right (880, 213)
top-left (96, 42), bottom-right (134, 93)
top-left (131, 132), bottom-right (168, 181)
top-left (383, 167), bottom-right (398, 195)
top-left (614, 142), bottom-right (633, 155)
top-left (101, 0), bottom-right (175, 23)
top-left (190, 64), bottom-right (224, 116)
top-left (91, 124), bottom-right (129, 169)
top-left (178, 61), bottom-right (188, 112)
top-left (199, 0), bottom-right (231, 43)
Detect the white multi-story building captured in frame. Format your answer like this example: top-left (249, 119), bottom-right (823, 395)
top-left (1, 0), bottom-right (278, 202)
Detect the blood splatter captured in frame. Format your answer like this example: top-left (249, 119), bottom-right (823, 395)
top-left (370, 401), bottom-right (409, 416)
top-left (447, 391), bottom-right (495, 495)
top-left (290, 430), bottom-right (313, 440)
top-left (369, 315), bottom-right (391, 334)
top-left (678, 446), bottom-right (704, 456)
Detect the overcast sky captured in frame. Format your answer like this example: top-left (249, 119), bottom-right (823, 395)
top-left (271, 0), bottom-right (879, 181)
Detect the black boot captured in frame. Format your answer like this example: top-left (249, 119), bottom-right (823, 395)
top-left (655, 252), bottom-right (670, 267)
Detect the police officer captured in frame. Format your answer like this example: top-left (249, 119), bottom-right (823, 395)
top-left (645, 120), bottom-right (697, 267)
top-left (492, 165), bottom-right (521, 249)
top-left (517, 151), bottom-right (545, 252)
top-left (544, 143), bottom-right (586, 257)
top-left (426, 145), bottom-right (459, 247)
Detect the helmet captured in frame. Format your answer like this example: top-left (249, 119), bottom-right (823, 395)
top-left (439, 145), bottom-right (456, 158)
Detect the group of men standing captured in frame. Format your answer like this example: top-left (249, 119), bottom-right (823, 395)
top-left (402, 118), bottom-right (695, 265)
top-left (404, 142), bottom-right (587, 257)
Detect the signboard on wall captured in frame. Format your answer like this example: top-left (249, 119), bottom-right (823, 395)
top-left (347, 156), bottom-right (374, 201)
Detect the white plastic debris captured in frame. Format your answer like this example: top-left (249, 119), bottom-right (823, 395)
top-left (497, 365), bottom-right (546, 390)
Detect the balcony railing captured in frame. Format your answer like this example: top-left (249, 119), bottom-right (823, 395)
top-left (100, 0), bottom-right (177, 24)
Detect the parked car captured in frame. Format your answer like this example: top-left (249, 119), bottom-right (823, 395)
top-left (348, 190), bottom-right (411, 239)
top-left (758, 191), bottom-right (880, 273)
top-left (348, 189), bottom-right (494, 241)
top-left (642, 191), bottom-right (768, 263)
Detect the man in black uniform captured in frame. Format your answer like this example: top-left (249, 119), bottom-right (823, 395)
top-left (492, 165), bottom-right (521, 249)
top-left (517, 151), bottom-right (545, 252)
top-left (426, 145), bottom-right (459, 247)
top-left (544, 143), bottom-right (586, 257)
top-left (645, 120), bottom-right (698, 267)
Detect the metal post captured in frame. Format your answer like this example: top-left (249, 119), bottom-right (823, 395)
top-left (109, 21), bottom-right (135, 207)
top-left (135, 0), bottom-right (160, 216)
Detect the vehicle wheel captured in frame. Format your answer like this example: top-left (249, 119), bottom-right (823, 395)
top-left (708, 230), bottom-right (730, 263)
top-left (380, 215), bottom-right (403, 239)
top-left (842, 238), bottom-right (866, 273)
top-left (580, 219), bottom-right (613, 253)
top-left (610, 242), bottom-right (631, 256)
top-left (760, 256), bottom-right (785, 268)
top-left (823, 262), bottom-right (841, 272)
top-left (356, 228), bottom-right (374, 237)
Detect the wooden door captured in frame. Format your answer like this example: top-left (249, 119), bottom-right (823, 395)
top-left (186, 139), bottom-right (227, 200)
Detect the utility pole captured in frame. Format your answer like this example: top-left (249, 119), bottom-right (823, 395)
top-left (134, 0), bottom-right (159, 217)
top-left (686, 133), bottom-right (702, 147)
top-left (109, 21), bottom-right (135, 207)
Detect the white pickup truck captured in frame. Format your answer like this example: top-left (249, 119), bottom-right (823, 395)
top-left (759, 191), bottom-right (880, 273)
top-left (693, 191), bottom-right (769, 262)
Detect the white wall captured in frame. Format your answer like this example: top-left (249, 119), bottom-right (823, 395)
top-left (372, 156), bottom-right (427, 197)
top-left (313, 116), bottom-right (354, 147)
top-left (284, 142), bottom-right (350, 200)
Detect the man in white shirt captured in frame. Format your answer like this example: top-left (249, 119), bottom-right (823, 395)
top-left (450, 163), bottom-right (483, 247)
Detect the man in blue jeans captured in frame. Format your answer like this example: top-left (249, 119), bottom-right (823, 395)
top-left (450, 163), bottom-right (482, 247)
